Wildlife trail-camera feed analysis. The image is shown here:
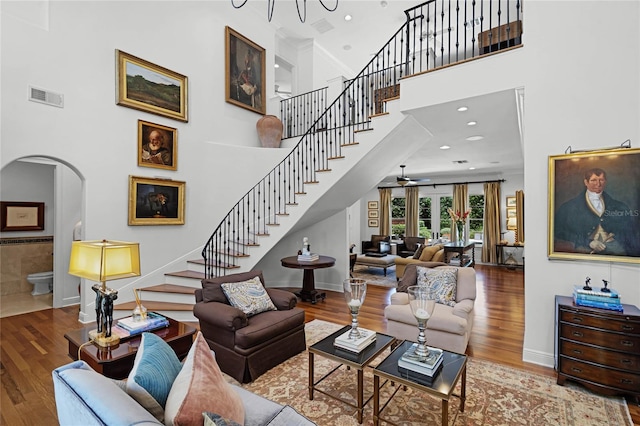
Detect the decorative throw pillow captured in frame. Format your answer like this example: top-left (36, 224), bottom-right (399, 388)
top-left (412, 243), bottom-right (425, 259)
top-left (418, 244), bottom-right (442, 262)
top-left (126, 332), bottom-right (183, 421)
top-left (165, 332), bottom-right (245, 426)
top-left (203, 412), bottom-right (242, 426)
top-left (416, 267), bottom-right (458, 307)
top-left (221, 277), bottom-right (277, 316)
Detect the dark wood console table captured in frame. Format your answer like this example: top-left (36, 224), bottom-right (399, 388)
top-left (443, 242), bottom-right (475, 267)
top-left (495, 243), bottom-right (524, 269)
top-left (281, 255), bottom-right (335, 304)
top-left (64, 315), bottom-right (196, 379)
top-left (555, 295), bottom-right (640, 400)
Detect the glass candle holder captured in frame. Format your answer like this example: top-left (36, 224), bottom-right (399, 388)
top-left (407, 285), bottom-right (433, 360)
top-left (343, 278), bottom-right (367, 340)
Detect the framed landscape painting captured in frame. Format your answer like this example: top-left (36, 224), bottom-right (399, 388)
top-left (225, 26), bottom-right (266, 115)
top-left (137, 120), bottom-right (177, 171)
top-left (116, 50), bottom-right (188, 122)
top-left (128, 176), bottom-right (185, 225)
top-left (548, 147), bottom-right (640, 264)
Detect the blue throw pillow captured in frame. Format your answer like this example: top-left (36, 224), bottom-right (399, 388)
top-left (126, 332), bottom-right (183, 421)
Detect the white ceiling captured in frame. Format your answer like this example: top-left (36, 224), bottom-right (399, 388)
top-left (243, 0), bottom-right (524, 184)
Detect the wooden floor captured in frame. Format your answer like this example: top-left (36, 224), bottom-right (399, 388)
top-left (1, 264), bottom-right (637, 425)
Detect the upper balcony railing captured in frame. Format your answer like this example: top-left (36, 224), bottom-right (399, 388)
top-left (203, 0), bottom-right (523, 277)
top-left (282, 0), bottom-right (523, 138)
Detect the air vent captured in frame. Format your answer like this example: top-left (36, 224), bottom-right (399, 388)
top-left (311, 18), bottom-right (334, 34)
top-left (29, 86), bottom-right (64, 108)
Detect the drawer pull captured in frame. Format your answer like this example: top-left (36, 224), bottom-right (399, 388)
top-left (572, 331), bottom-right (584, 338)
top-left (571, 349), bottom-right (583, 355)
top-left (572, 317), bottom-right (583, 323)
top-left (620, 340), bottom-right (634, 347)
top-left (571, 367), bottom-right (582, 373)
top-left (620, 359), bottom-right (632, 365)
top-left (621, 325), bottom-right (634, 331)
top-left (620, 379), bottom-right (633, 385)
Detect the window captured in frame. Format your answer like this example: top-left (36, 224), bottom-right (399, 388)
top-left (418, 197), bottom-right (431, 238)
top-left (391, 197), bottom-right (405, 236)
top-left (469, 194), bottom-right (485, 238)
top-left (439, 196), bottom-right (453, 238)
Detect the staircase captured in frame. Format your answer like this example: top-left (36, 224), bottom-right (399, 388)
top-left (113, 0), bottom-right (524, 323)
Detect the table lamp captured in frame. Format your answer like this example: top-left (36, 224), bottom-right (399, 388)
top-left (68, 240), bottom-right (140, 347)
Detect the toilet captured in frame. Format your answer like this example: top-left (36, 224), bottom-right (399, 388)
top-left (27, 271), bottom-right (53, 296)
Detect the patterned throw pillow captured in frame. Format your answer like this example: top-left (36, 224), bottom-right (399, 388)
top-left (416, 267), bottom-right (458, 307)
top-left (126, 332), bottom-right (183, 421)
top-left (221, 277), bottom-right (277, 316)
top-left (165, 332), bottom-right (245, 426)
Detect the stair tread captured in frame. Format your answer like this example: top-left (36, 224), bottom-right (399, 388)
top-left (141, 283), bottom-right (198, 294)
top-left (114, 301), bottom-right (194, 311)
top-left (165, 270), bottom-right (205, 279)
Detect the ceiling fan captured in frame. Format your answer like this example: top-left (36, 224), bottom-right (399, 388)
top-left (396, 165), bottom-right (430, 186)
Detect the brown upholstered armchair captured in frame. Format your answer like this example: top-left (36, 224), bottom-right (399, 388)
top-left (397, 236), bottom-right (426, 257)
top-left (194, 270), bottom-right (306, 383)
top-left (361, 235), bottom-right (390, 254)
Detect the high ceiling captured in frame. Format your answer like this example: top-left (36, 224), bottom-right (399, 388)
top-left (241, 0), bottom-right (524, 185)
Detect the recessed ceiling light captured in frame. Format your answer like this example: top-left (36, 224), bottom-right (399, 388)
top-left (465, 135), bottom-right (484, 141)
top-left (274, 63), bottom-right (280, 68)
top-left (467, 121), bottom-right (477, 126)
top-left (440, 145), bottom-right (451, 150)
top-left (380, 1), bottom-right (388, 8)
top-left (344, 14), bottom-right (352, 21)
top-left (468, 167), bottom-right (476, 170)
top-left (457, 106), bottom-right (468, 112)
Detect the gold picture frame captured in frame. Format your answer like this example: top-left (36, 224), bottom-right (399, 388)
top-left (368, 210), bottom-right (379, 218)
top-left (137, 120), bottom-right (177, 171)
top-left (1, 201), bottom-right (44, 231)
top-left (225, 26), bottom-right (266, 115)
top-left (116, 50), bottom-right (188, 122)
top-left (506, 208), bottom-right (517, 230)
top-left (506, 196), bottom-right (516, 207)
top-left (128, 176), bottom-right (185, 226)
top-left (548, 147), bottom-right (640, 263)
top-left (367, 201), bottom-right (379, 209)
top-left (368, 219), bottom-right (379, 228)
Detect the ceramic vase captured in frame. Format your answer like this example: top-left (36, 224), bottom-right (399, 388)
top-left (256, 115), bottom-right (283, 148)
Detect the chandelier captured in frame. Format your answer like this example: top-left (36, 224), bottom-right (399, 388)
top-left (231, 0), bottom-right (339, 23)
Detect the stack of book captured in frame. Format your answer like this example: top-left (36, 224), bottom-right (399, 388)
top-left (573, 285), bottom-right (623, 312)
top-left (297, 252), bottom-right (319, 262)
top-left (334, 328), bottom-right (376, 353)
top-left (112, 312), bottom-right (170, 338)
top-left (397, 345), bottom-right (444, 384)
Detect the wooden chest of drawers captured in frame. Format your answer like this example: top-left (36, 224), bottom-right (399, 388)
top-left (555, 295), bottom-right (640, 398)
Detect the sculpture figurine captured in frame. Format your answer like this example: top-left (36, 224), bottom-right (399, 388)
top-left (601, 279), bottom-right (611, 293)
top-left (302, 237), bottom-right (310, 255)
top-left (583, 276), bottom-right (592, 291)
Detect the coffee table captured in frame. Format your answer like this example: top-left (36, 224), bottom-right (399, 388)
top-left (372, 340), bottom-right (467, 425)
top-left (308, 325), bottom-right (395, 424)
top-left (64, 315), bottom-right (197, 379)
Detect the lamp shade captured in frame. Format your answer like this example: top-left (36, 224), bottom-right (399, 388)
top-left (69, 240), bottom-right (140, 282)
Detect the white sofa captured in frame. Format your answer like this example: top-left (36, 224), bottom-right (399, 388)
top-left (384, 263), bottom-right (476, 354)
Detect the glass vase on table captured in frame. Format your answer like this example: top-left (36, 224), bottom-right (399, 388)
top-left (402, 286), bottom-right (441, 366)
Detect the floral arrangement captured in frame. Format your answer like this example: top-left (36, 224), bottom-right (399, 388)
top-left (448, 208), bottom-right (470, 240)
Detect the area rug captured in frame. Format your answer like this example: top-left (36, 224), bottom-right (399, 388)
top-left (351, 264), bottom-right (397, 288)
top-left (231, 320), bottom-right (632, 426)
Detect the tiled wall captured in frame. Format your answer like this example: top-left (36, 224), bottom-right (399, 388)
top-left (0, 237), bottom-right (54, 296)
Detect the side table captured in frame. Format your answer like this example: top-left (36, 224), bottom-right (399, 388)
top-left (64, 315), bottom-right (196, 379)
top-left (309, 325), bottom-right (395, 424)
top-left (443, 242), bottom-right (475, 267)
top-left (373, 340), bottom-right (467, 426)
top-left (281, 255), bottom-right (335, 303)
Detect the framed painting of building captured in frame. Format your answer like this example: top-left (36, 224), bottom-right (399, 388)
top-left (548, 147), bottom-right (640, 264)
top-left (225, 26), bottom-right (266, 115)
top-left (128, 176), bottom-right (185, 225)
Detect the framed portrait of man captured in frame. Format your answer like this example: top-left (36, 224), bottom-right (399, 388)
top-left (548, 147), bottom-right (640, 264)
top-left (137, 120), bottom-right (177, 171)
